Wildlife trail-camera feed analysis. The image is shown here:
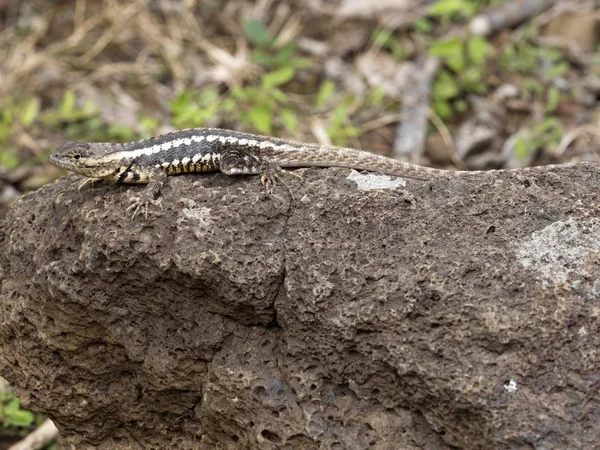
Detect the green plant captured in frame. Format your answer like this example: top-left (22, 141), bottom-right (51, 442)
top-left (429, 0), bottom-right (479, 20)
top-left (514, 117), bottom-right (565, 160)
top-left (243, 19), bottom-right (311, 70)
top-left (326, 96), bottom-right (360, 146)
top-left (172, 69), bottom-right (300, 136)
top-left (42, 90), bottom-right (141, 142)
top-left (371, 28), bottom-right (408, 60)
top-left (0, 396), bottom-right (35, 428)
top-left (315, 80), bottom-right (336, 108)
top-left (0, 96), bottom-right (43, 169)
top-left (0, 96), bottom-right (41, 142)
top-left (500, 31), bottom-right (570, 81)
top-left (238, 20), bottom-right (309, 133)
top-left (518, 77), bottom-right (564, 114)
top-left (171, 87), bottom-right (221, 129)
top-left (229, 67), bottom-right (297, 134)
top-left (413, 18), bottom-right (434, 33)
top-left (42, 90), bottom-right (97, 129)
top-left (544, 86), bottom-right (561, 113)
top-left (430, 36), bottom-right (492, 119)
top-left (170, 19), bottom-right (313, 135)
top-left (0, 379), bottom-right (55, 448)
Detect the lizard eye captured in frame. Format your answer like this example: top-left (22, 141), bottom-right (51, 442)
top-left (73, 154), bottom-right (81, 160)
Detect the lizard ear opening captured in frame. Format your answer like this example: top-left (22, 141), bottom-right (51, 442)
top-left (73, 154), bottom-right (81, 160)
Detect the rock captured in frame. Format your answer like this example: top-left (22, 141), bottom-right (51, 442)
top-left (542, 12), bottom-right (600, 53)
top-left (1, 165), bottom-right (600, 449)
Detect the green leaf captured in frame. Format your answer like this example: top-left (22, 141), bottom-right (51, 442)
top-left (372, 29), bottom-right (392, 47)
top-left (315, 80), bottom-right (336, 107)
top-left (60, 90), bottom-right (76, 116)
top-left (537, 117), bottom-right (563, 135)
top-left (220, 97), bottom-right (236, 112)
top-left (390, 40), bottom-right (407, 60)
top-left (433, 70), bottom-right (460, 99)
top-left (544, 61), bottom-right (570, 80)
top-left (20, 97), bottom-right (40, 127)
top-left (545, 86), bottom-right (560, 113)
top-left (2, 396), bottom-right (35, 427)
top-left (6, 408), bottom-right (35, 427)
top-left (433, 98), bottom-right (453, 120)
top-left (467, 36), bottom-right (490, 65)
top-left (140, 116), bottom-right (159, 136)
top-left (523, 78), bottom-right (544, 96)
top-left (0, 147), bottom-right (19, 169)
top-left (261, 67), bottom-right (295, 88)
top-left (272, 42), bottom-right (297, 66)
top-left (454, 98), bottom-right (468, 113)
top-left (368, 86), bottom-right (385, 107)
top-left (251, 50), bottom-right (275, 66)
top-left (280, 109), bottom-right (298, 133)
top-left (429, 38), bottom-right (465, 72)
top-left (429, 0), bottom-right (476, 17)
top-left (515, 135), bottom-right (530, 159)
top-left (413, 18), bottom-right (433, 33)
top-left (247, 105), bottom-right (272, 134)
top-left (107, 124), bottom-right (136, 141)
top-left (243, 20), bottom-right (272, 48)
top-left (4, 396), bottom-right (21, 412)
top-left (230, 86), bottom-right (248, 102)
top-left (460, 66), bottom-right (486, 94)
top-left (429, 0), bottom-right (466, 16)
top-left (81, 99), bottom-right (96, 116)
top-left (199, 86), bottom-right (219, 105)
top-left (289, 56), bottom-right (312, 69)
top-left (269, 87), bottom-right (288, 103)
top-left (170, 92), bottom-right (191, 113)
top-left (331, 102), bottom-right (350, 127)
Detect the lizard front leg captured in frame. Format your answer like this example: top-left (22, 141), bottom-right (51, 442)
top-left (125, 167), bottom-right (167, 219)
top-left (220, 148), bottom-right (301, 192)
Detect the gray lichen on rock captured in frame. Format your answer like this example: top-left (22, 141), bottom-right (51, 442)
top-left (516, 217), bottom-right (600, 285)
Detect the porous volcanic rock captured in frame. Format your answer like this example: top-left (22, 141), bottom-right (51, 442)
top-left (1, 165), bottom-right (599, 449)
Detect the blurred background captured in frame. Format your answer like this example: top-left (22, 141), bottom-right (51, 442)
top-left (0, 0), bottom-right (599, 447)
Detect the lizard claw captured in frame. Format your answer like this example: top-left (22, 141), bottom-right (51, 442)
top-left (126, 196), bottom-right (162, 219)
top-left (260, 173), bottom-right (277, 193)
top-left (260, 165), bottom-right (303, 194)
top-left (78, 177), bottom-right (101, 191)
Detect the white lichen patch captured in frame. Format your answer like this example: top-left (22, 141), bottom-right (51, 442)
top-left (347, 170), bottom-right (407, 191)
top-left (182, 206), bottom-right (212, 225)
top-left (177, 199), bottom-right (212, 232)
top-left (504, 379), bottom-right (518, 393)
top-left (516, 218), bottom-right (600, 285)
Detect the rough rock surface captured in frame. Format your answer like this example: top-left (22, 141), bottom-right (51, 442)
top-left (1, 165), bottom-right (600, 449)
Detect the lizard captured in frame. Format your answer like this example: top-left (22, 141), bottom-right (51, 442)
top-left (49, 127), bottom-right (583, 218)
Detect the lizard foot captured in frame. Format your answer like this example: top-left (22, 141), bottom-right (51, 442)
top-left (260, 165), bottom-right (303, 194)
top-left (78, 177), bottom-right (101, 190)
top-left (126, 196), bottom-right (163, 219)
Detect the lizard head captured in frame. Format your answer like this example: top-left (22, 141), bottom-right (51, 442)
top-left (50, 140), bottom-right (122, 179)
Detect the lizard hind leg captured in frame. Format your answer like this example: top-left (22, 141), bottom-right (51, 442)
top-left (259, 163), bottom-right (304, 194)
top-left (220, 149), bottom-right (302, 193)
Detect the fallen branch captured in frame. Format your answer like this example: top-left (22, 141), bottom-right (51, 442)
top-left (8, 419), bottom-right (59, 450)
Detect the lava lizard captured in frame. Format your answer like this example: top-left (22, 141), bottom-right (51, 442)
top-left (49, 127), bottom-right (582, 217)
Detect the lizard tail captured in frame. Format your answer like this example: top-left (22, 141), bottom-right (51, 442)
top-left (270, 146), bottom-right (452, 180)
top-left (269, 145), bottom-right (582, 180)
